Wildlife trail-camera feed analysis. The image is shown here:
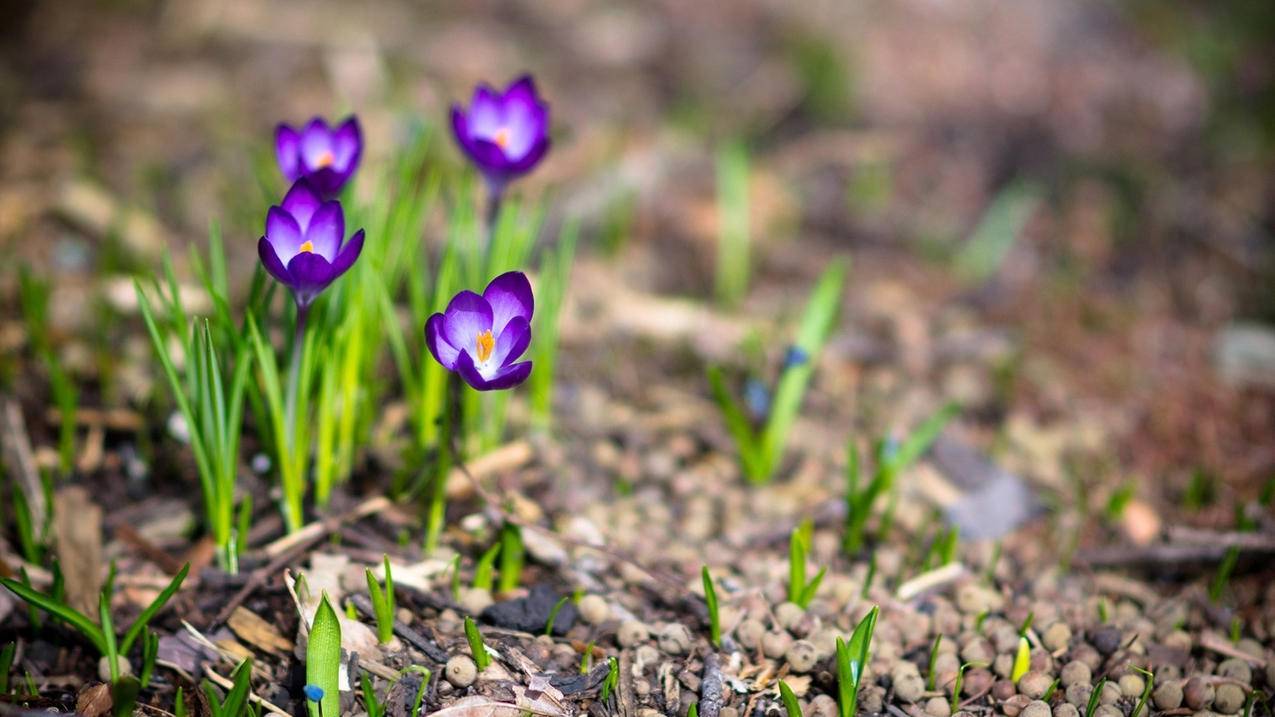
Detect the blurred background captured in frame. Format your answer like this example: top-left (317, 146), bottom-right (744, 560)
top-left (1, 0), bottom-right (1272, 514)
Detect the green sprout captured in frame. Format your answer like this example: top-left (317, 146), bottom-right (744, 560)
top-left (0, 562), bottom-right (188, 683)
top-left (449, 554), bottom-right (462, 602)
top-left (788, 520), bottom-right (827, 608)
top-left (702, 566), bottom-right (721, 647)
top-left (307, 595), bottom-right (342, 717)
top-left (406, 666), bottom-right (432, 717)
top-left (362, 673), bottom-right (385, 717)
top-left (1129, 666), bottom-right (1153, 717)
top-left (464, 616), bottom-right (491, 671)
top-left (1241, 690), bottom-right (1266, 717)
top-left (580, 641), bottom-right (596, 674)
top-left (843, 403), bottom-right (958, 555)
top-left (1041, 678), bottom-right (1060, 702)
top-left (836, 604), bottom-right (879, 717)
top-left (688, 702), bottom-right (700, 717)
top-left (544, 596), bottom-right (569, 637)
top-left (203, 658), bottom-right (254, 717)
top-left (498, 523), bottom-right (524, 594)
top-left (951, 662), bottom-right (986, 713)
top-left (709, 260), bottom-right (848, 484)
top-left (926, 635), bottom-right (942, 690)
top-left (953, 181), bottom-right (1042, 283)
top-left (529, 221), bottom-right (578, 430)
top-left (778, 680), bottom-right (803, 717)
top-left (0, 642), bottom-right (14, 694)
top-left (860, 553), bottom-right (877, 600)
top-left (138, 629), bottom-right (159, 688)
top-left (18, 266), bottom-right (78, 476)
top-left (366, 555), bottom-right (396, 644)
top-left (1085, 678), bottom-right (1107, 717)
top-left (600, 657), bottom-right (619, 701)
top-left (472, 542), bottom-right (501, 592)
top-left (1011, 636), bottom-right (1031, 684)
top-left (174, 686), bottom-right (187, 717)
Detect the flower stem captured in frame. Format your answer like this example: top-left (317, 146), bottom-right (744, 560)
top-left (283, 302), bottom-right (310, 531)
top-left (425, 372), bottom-right (463, 554)
top-left (485, 186), bottom-right (503, 248)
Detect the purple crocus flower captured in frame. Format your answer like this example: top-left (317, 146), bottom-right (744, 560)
top-left (258, 179), bottom-right (365, 308)
top-left (275, 116), bottom-right (362, 198)
top-left (425, 272), bottom-right (534, 391)
top-left (450, 76), bottom-right (550, 192)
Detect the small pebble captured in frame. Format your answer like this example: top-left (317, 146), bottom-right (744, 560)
top-left (1184, 677), bottom-right (1214, 710)
top-left (1153, 682), bottom-right (1183, 710)
top-left (810, 695), bottom-right (839, 717)
top-left (925, 696), bottom-right (951, 717)
top-left (458, 587), bottom-right (493, 615)
top-left (98, 656), bottom-right (132, 683)
top-left (762, 630), bottom-right (793, 659)
top-left (1065, 684), bottom-right (1091, 708)
top-left (785, 640), bottom-right (818, 673)
top-left (963, 668), bottom-right (994, 697)
top-left (775, 602), bottom-right (805, 631)
top-left (1071, 644), bottom-right (1101, 672)
top-left (1002, 694), bottom-right (1031, 717)
top-left (1018, 672), bottom-right (1054, 699)
top-left (445, 655), bottom-right (477, 687)
top-left (1091, 627), bottom-right (1121, 655)
top-left (1118, 674), bottom-right (1145, 699)
top-left (992, 680), bottom-right (1017, 701)
top-left (1216, 658), bottom-right (1251, 684)
top-left (1213, 684), bottom-right (1245, 715)
top-left (736, 619), bottom-right (765, 649)
top-left (1022, 701), bottom-right (1051, 717)
top-left (1042, 623), bottom-right (1072, 652)
top-left (720, 709), bottom-right (739, 717)
top-left (1093, 706), bottom-right (1121, 717)
top-left (617, 621), bottom-right (650, 647)
top-left (993, 653), bottom-right (1014, 679)
top-left (1060, 661), bottom-right (1090, 688)
top-left (961, 637), bottom-right (994, 664)
top-left (862, 685), bottom-right (885, 714)
top-left (1098, 681), bottom-right (1121, 705)
top-left (896, 675), bottom-right (927, 703)
top-left (658, 623), bottom-right (693, 655)
top-left (578, 594), bottom-right (610, 624)
top-left (1053, 704), bottom-right (1079, 717)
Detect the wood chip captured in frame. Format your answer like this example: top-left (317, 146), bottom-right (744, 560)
top-left (228, 606), bottom-right (293, 655)
top-left (54, 486), bottom-right (103, 616)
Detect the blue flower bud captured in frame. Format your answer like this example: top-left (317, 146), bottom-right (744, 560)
top-left (304, 684), bottom-right (325, 702)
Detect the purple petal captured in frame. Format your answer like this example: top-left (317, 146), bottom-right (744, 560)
top-left (454, 350), bottom-right (487, 390)
top-left (503, 75), bottom-right (539, 105)
top-left (285, 251), bottom-right (335, 305)
top-left (468, 84), bottom-right (504, 137)
top-left (424, 313), bottom-right (459, 370)
top-left (441, 291), bottom-right (493, 354)
top-left (300, 117), bottom-right (335, 171)
top-left (483, 271), bottom-right (534, 335)
top-left (489, 315), bottom-right (530, 368)
top-left (275, 125), bottom-right (302, 181)
top-left (332, 116), bottom-right (362, 171)
top-left (281, 179), bottom-right (321, 229)
top-left (304, 201), bottom-right (344, 261)
top-left (265, 206), bottom-right (304, 260)
top-left (327, 229), bottom-right (364, 281)
top-left (450, 106), bottom-right (472, 143)
top-left (258, 237), bottom-right (292, 285)
top-left (508, 135), bottom-right (550, 174)
top-left (483, 361), bottom-right (533, 391)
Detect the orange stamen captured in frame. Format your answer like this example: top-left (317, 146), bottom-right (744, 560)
top-left (299, 240), bottom-right (314, 254)
top-left (475, 330), bottom-right (495, 363)
top-left (315, 151), bottom-right (335, 168)
top-left (493, 129), bottom-right (510, 148)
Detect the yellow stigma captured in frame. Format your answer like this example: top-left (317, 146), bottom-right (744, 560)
top-left (475, 330), bottom-right (495, 363)
top-left (493, 128), bottom-right (510, 148)
top-left (299, 240), bottom-right (314, 253)
top-left (315, 151), bottom-right (334, 168)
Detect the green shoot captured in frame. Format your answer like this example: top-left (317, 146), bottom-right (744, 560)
top-left (1230, 616), bottom-right (1242, 643)
top-left (544, 596), bottom-right (569, 637)
top-left (23, 670), bottom-right (36, 698)
top-left (1129, 666), bottom-right (1153, 717)
top-left (0, 642), bottom-right (14, 694)
top-left (529, 220), bottom-right (579, 430)
top-left (497, 523), bottom-right (524, 594)
top-left (1041, 678), bottom-right (1060, 702)
top-left (112, 677), bottom-right (141, 717)
top-left (1097, 598), bottom-right (1109, 623)
top-left (362, 673), bottom-right (385, 717)
top-left (464, 616), bottom-right (491, 671)
top-left (1211, 547), bottom-right (1239, 603)
top-left (138, 278), bottom-right (252, 572)
top-left (1183, 469), bottom-right (1216, 510)
top-left (18, 266), bottom-right (78, 476)
top-left (688, 701), bottom-right (700, 717)
top-left (710, 260), bottom-right (848, 484)
top-left (843, 403), bottom-right (958, 554)
top-left (788, 520), bottom-right (826, 608)
top-left (600, 657), bottom-right (619, 701)
top-left (1017, 611), bottom-right (1034, 637)
top-left (974, 610), bottom-right (989, 634)
top-left (307, 595), bottom-right (342, 717)
top-left (1011, 636), bottom-right (1031, 684)
top-left (953, 181), bottom-right (1041, 282)
top-left (1085, 678), bottom-right (1107, 717)
top-left (1104, 482), bottom-right (1134, 521)
top-left (1241, 690), bottom-right (1265, 717)
top-left (204, 658), bottom-right (253, 717)
top-left (715, 140), bottom-right (751, 307)
top-left (860, 553), bottom-right (877, 600)
top-left (984, 540), bottom-right (1002, 584)
top-left (702, 566), bottom-right (721, 647)
top-left (139, 629), bottom-right (159, 688)
top-left (926, 635), bottom-right (942, 690)
top-left (174, 686), bottom-right (187, 717)
top-left (778, 680), bottom-right (803, 717)
top-left (407, 667), bottom-right (431, 717)
top-left (449, 554), bottom-right (462, 602)
top-left (580, 641), bottom-right (595, 674)
top-left (472, 542), bottom-right (500, 592)
top-left (951, 662), bottom-right (986, 713)
top-left (366, 555), bottom-right (396, 644)
top-left (0, 562), bottom-right (187, 680)
top-left (836, 604), bottom-right (879, 717)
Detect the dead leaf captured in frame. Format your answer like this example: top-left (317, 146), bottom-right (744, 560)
top-left (76, 682), bottom-right (112, 717)
top-left (54, 486), bottom-right (103, 616)
top-left (427, 695), bottom-right (567, 717)
top-left (228, 606), bottom-right (293, 655)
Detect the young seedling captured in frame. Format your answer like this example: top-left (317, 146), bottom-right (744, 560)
top-left (138, 629), bottom-right (159, 688)
top-left (951, 662), bottom-right (987, 713)
top-left (778, 680), bottom-right (803, 717)
top-left (472, 542), bottom-right (501, 592)
top-left (366, 555), bottom-right (396, 644)
top-left (710, 260), bottom-right (848, 484)
top-left (1085, 678), bottom-right (1107, 717)
top-left (464, 616), bottom-right (491, 671)
top-left (701, 566), bottom-right (721, 647)
top-left (0, 642), bottom-right (14, 694)
top-left (843, 402), bottom-right (959, 555)
top-left (600, 657), bottom-right (619, 702)
top-left (362, 673), bottom-right (385, 717)
top-left (714, 139), bottom-right (751, 307)
top-left (1129, 666), bottom-right (1154, 717)
top-left (174, 686), bottom-right (187, 717)
top-left (544, 596), bottom-right (569, 637)
top-left (498, 523), bottom-right (524, 594)
top-left (307, 595), bottom-right (342, 717)
top-left (405, 666), bottom-right (432, 717)
top-left (836, 605), bottom-right (880, 717)
top-left (860, 553), bottom-right (877, 600)
top-left (687, 701), bottom-right (700, 717)
top-left (204, 658), bottom-right (254, 717)
top-left (18, 266), bottom-right (78, 476)
top-left (580, 641), bottom-right (596, 674)
top-left (1241, 690), bottom-right (1265, 717)
top-left (926, 635), bottom-right (942, 690)
top-left (1041, 678), bottom-right (1060, 703)
top-left (112, 676), bottom-right (141, 717)
top-left (788, 521), bottom-right (827, 608)
top-left (1011, 612), bottom-right (1034, 684)
top-left (449, 554), bottom-right (462, 602)
top-left (0, 563), bottom-right (188, 683)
